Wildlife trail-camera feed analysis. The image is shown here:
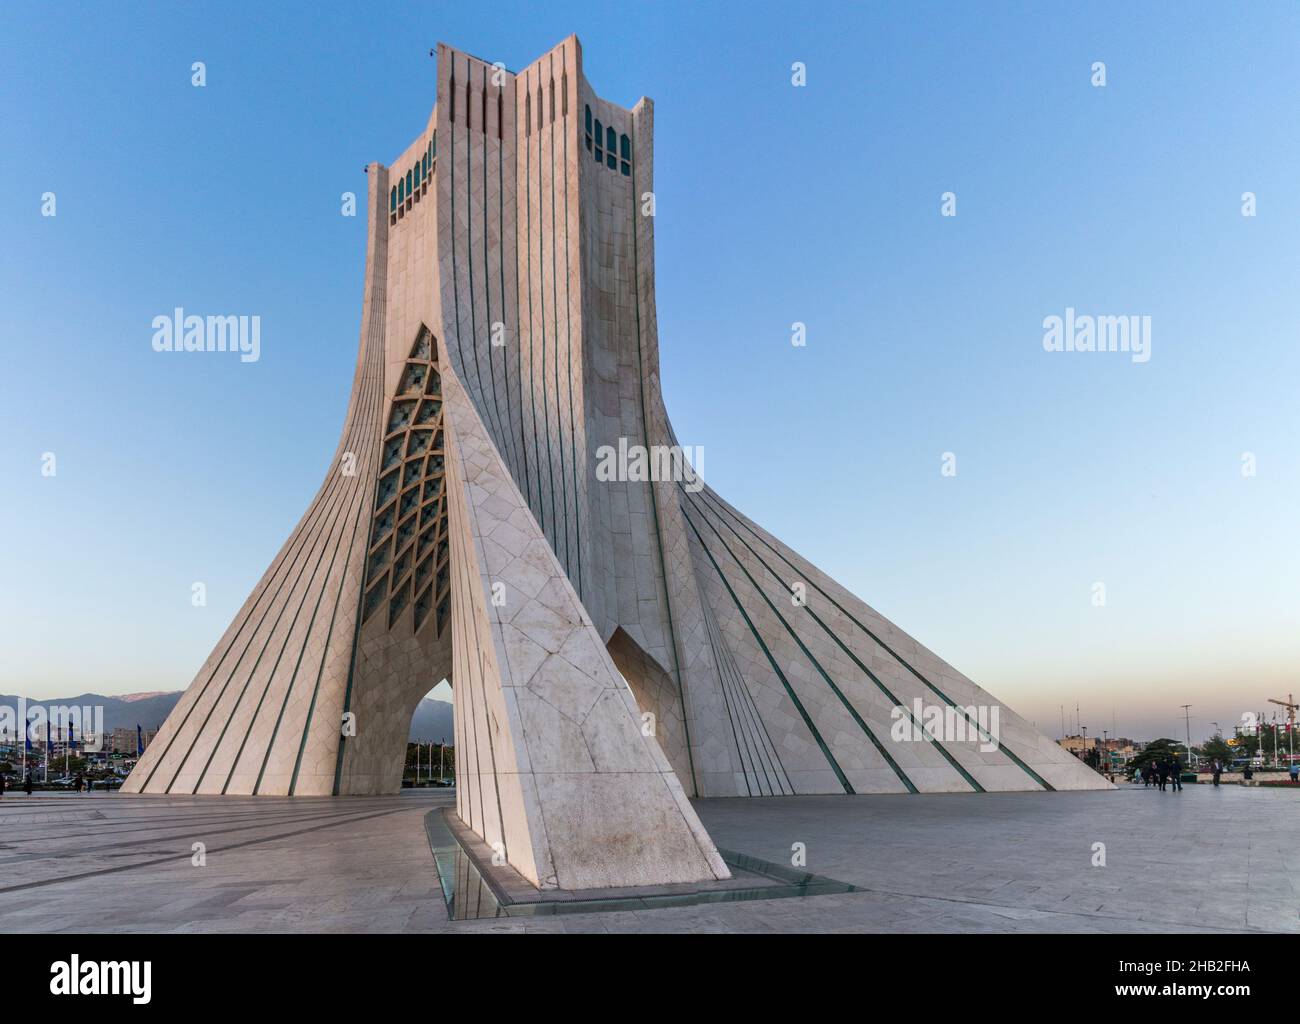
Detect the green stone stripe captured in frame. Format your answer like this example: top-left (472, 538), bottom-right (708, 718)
top-left (713, 587), bottom-right (796, 794)
top-left (684, 505), bottom-right (916, 794)
top-left (508, 88), bottom-right (532, 513)
top-left (522, 97), bottom-right (545, 534)
top-left (699, 602), bottom-right (757, 796)
top-left (690, 490), bottom-right (982, 793)
top-left (446, 78), bottom-right (519, 501)
top-left (699, 489), bottom-right (1053, 792)
top-left (497, 82), bottom-right (528, 525)
top-left (534, 91), bottom-right (559, 562)
top-left (701, 593), bottom-right (786, 796)
top-left (559, 78), bottom-right (583, 601)
top-left (480, 64), bottom-right (517, 486)
top-left (446, 89), bottom-right (474, 448)
top-left (545, 65), bottom-right (572, 580)
top-left (697, 577), bottom-right (793, 795)
top-left (682, 510), bottom-right (854, 794)
top-left (460, 73), bottom-right (506, 470)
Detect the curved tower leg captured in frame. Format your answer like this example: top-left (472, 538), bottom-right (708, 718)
top-left (439, 351), bottom-right (728, 888)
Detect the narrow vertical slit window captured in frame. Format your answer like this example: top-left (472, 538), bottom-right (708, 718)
top-left (594, 118), bottom-right (603, 163)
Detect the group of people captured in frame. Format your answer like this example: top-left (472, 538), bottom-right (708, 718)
top-left (1134, 756), bottom-right (1300, 788)
top-left (0, 774), bottom-right (28, 795)
top-left (0, 772), bottom-right (91, 795)
top-left (1135, 757), bottom-right (1184, 791)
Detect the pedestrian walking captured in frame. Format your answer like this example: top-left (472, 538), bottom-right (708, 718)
top-left (23, 772), bottom-right (34, 795)
top-left (1170, 756), bottom-right (1183, 791)
top-left (1211, 760), bottom-right (1222, 787)
top-left (1289, 761), bottom-right (1299, 785)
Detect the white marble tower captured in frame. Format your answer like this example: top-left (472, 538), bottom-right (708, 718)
top-left (125, 36), bottom-right (1108, 892)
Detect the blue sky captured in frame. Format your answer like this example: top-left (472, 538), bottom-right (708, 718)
top-left (2, 1), bottom-right (1297, 743)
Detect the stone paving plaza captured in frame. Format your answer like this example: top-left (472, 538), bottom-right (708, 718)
top-left (0, 786), bottom-right (1295, 933)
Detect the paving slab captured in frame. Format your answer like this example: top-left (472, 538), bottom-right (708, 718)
top-left (0, 785), bottom-right (1293, 932)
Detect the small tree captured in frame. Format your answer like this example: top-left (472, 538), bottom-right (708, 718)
top-left (1199, 736), bottom-right (1234, 765)
top-left (1132, 738), bottom-right (1186, 774)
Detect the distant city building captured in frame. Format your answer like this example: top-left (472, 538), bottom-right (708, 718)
top-left (110, 728), bottom-right (154, 754)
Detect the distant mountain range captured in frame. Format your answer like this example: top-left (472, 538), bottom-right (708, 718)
top-left (408, 697), bottom-right (455, 743)
top-left (0, 691), bottom-right (455, 743)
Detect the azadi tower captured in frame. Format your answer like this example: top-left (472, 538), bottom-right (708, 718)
top-left (126, 37), bottom-right (1108, 890)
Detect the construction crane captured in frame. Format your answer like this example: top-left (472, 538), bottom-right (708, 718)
top-left (1268, 694), bottom-right (1298, 766)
